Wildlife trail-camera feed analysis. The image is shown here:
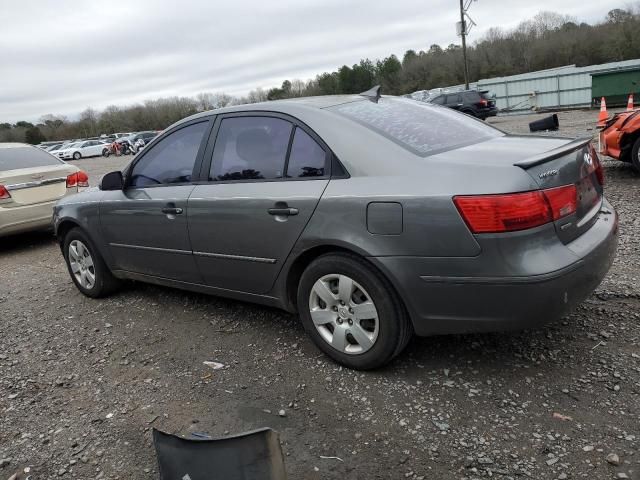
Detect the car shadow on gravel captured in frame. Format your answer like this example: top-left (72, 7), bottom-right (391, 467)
top-left (120, 278), bottom-right (579, 378)
top-left (0, 230), bottom-right (57, 255)
top-left (390, 314), bottom-right (590, 382)
top-left (604, 160), bottom-right (639, 177)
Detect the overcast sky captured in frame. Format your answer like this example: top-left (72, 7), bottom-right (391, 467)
top-left (0, 0), bottom-right (613, 122)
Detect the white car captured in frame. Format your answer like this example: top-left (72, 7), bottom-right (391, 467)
top-left (56, 140), bottom-right (110, 160)
top-left (0, 143), bottom-right (88, 237)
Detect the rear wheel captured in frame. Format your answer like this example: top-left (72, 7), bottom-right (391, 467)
top-left (73, 151), bottom-right (81, 160)
top-left (631, 137), bottom-right (640, 172)
top-left (102, 148), bottom-right (110, 157)
top-left (297, 253), bottom-right (412, 370)
top-left (63, 228), bottom-right (120, 298)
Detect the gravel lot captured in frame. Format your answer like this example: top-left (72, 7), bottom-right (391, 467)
top-left (1, 109), bottom-right (639, 480)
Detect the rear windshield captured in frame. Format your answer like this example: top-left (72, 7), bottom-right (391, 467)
top-left (329, 97), bottom-right (502, 156)
top-left (0, 146), bottom-right (64, 171)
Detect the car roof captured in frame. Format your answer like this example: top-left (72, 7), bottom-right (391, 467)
top-left (185, 95), bottom-right (366, 121)
top-left (0, 142), bottom-right (36, 149)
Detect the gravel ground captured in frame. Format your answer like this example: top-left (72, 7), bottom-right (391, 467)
top-left (1, 110), bottom-right (639, 480)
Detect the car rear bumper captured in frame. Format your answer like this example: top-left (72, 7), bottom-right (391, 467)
top-left (478, 108), bottom-right (498, 119)
top-left (0, 200), bottom-right (58, 237)
top-left (370, 199), bottom-right (618, 336)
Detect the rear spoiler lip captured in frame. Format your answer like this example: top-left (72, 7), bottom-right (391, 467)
top-left (513, 137), bottom-right (592, 169)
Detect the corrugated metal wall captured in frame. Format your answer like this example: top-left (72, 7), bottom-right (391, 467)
top-left (412, 59), bottom-right (640, 113)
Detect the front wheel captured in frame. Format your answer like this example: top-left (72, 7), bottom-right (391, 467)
top-left (297, 253), bottom-right (412, 370)
top-left (72, 152), bottom-right (81, 160)
top-left (63, 228), bottom-right (120, 298)
top-left (102, 148), bottom-right (110, 157)
top-left (631, 137), bottom-right (640, 173)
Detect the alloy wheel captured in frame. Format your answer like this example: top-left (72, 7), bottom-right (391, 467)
top-left (308, 274), bottom-right (379, 354)
top-left (68, 240), bottom-right (96, 290)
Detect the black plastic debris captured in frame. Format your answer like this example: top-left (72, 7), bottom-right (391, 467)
top-left (153, 428), bottom-right (287, 480)
top-left (529, 114), bottom-right (559, 132)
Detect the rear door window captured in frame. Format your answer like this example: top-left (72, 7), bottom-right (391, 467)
top-left (286, 128), bottom-right (327, 178)
top-left (445, 94), bottom-right (461, 105)
top-left (0, 146), bottom-right (63, 170)
top-left (462, 92), bottom-right (479, 102)
top-left (329, 97), bottom-right (502, 157)
top-left (210, 116), bottom-right (292, 181)
top-left (129, 121), bottom-right (208, 187)
top-left (430, 95), bottom-right (445, 105)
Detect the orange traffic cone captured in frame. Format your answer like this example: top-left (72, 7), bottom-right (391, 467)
top-left (597, 97), bottom-right (608, 127)
top-left (627, 93), bottom-right (634, 111)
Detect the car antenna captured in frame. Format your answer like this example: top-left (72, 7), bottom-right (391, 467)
top-left (359, 85), bottom-right (381, 103)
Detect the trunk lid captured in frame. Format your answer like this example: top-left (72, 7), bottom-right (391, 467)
top-left (440, 135), bottom-right (603, 243)
top-left (0, 164), bottom-right (76, 206)
top-left (513, 137), bottom-right (603, 244)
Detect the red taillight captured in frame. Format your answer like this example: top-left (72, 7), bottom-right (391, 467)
top-left (589, 144), bottom-right (605, 186)
top-left (454, 185), bottom-right (578, 234)
top-left (478, 99), bottom-right (488, 107)
top-left (543, 185), bottom-right (577, 220)
top-left (595, 163), bottom-right (604, 186)
top-left (454, 191), bottom-right (551, 233)
top-left (0, 185), bottom-right (10, 200)
top-left (66, 170), bottom-right (89, 188)
top-left (77, 170), bottom-right (89, 187)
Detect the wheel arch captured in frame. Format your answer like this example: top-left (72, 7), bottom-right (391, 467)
top-left (56, 219), bottom-right (105, 261)
top-left (282, 243), bottom-right (408, 317)
top-left (56, 218), bottom-right (82, 246)
top-left (620, 130), bottom-right (640, 161)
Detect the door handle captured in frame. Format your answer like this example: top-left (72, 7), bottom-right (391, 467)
top-left (268, 207), bottom-right (298, 216)
top-left (161, 207), bottom-right (183, 215)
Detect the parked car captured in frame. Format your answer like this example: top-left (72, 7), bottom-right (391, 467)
top-left (599, 109), bottom-right (640, 172)
top-left (56, 140), bottom-right (111, 160)
top-left (37, 141), bottom-right (63, 150)
top-left (1, 143), bottom-right (88, 237)
top-left (53, 93), bottom-right (617, 369)
top-left (428, 90), bottom-right (498, 119)
top-left (46, 143), bottom-right (65, 153)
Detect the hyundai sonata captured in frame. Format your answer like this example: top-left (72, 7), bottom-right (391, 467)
top-left (53, 90), bottom-right (618, 369)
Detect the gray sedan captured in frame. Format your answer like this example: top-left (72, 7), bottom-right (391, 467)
top-left (53, 92), bottom-right (618, 369)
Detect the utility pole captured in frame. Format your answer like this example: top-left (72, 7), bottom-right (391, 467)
top-left (458, 0), bottom-right (476, 90)
top-left (459, 0), bottom-right (469, 89)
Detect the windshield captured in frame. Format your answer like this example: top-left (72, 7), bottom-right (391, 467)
top-left (329, 97), bottom-right (503, 156)
top-left (0, 146), bottom-right (64, 170)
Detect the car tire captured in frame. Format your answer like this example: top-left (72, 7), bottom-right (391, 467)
top-left (63, 227), bottom-right (120, 298)
top-left (297, 252), bottom-right (412, 370)
top-left (102, 148), bottom-right (110, 157)
top-left (73, 152), bottom-right (81, 160)
top-left (631, 137), bottom-right (640, 173)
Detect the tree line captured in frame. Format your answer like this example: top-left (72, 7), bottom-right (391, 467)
top-left (2, 7), bottom-right (639, 144)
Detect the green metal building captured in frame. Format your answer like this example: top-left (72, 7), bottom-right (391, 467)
top-left (591, 67), bottom-right (640, 107)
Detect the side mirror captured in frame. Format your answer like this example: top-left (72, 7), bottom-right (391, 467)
top-left (100, 171), bottom-right (124, 191)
